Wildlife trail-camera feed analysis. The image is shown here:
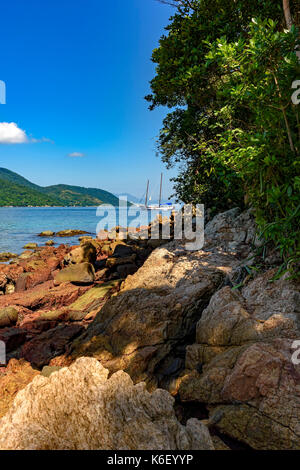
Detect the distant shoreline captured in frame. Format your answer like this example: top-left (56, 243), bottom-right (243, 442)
top-left (0, 204), bottom-right (133, 208)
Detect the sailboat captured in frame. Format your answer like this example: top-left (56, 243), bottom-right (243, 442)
top-left (141, 174), bottom-right (175, 211)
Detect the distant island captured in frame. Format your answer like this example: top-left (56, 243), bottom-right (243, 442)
top-left (0, 168), bottom-right (121, 207)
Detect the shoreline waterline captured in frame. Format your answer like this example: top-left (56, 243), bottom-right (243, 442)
top-left (0, 206), bottom-right (173, 255)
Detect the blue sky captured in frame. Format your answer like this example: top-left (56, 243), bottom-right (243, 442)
top-left (0, 0), bottom-right (177, 200)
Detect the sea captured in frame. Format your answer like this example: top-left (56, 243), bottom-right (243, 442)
top-left (0, 206), bottom-right (172, 255)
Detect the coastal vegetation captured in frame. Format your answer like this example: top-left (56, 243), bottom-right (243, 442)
top-left (148, 0), bottom-right (300, 275)
top-left (0, 168), bottom-right (120, 207)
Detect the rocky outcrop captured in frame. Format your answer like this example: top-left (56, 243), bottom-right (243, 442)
top-left (0, 357), bottom-right (214, 450)
top-left (0, 208), bottom-right (298, 450)
top-left (0, 229), bottom-right (163, 376)
top-left (179, 269), bottom-right (300, 450)
top-left (69, 240), bottom-right (238, 389)
top-left (38, 229), bottom-right (89, 237)
top-left (204, 207), bottom-right (257, 257)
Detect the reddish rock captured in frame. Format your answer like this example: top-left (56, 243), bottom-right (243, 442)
top-left (0, 264), bottom-right (24, 285)
top-left (0, 273), bottom-right (7, 290)
top-left (0, 281), bottom-right (90, 311)
top-left (19, 315), bottom-right (58, 336)
top-left (0, 359), bottom-right (39, 418)
top-left (22, 324), bottom-right (84, 368)
top-left (15, 269), bottom-right (52, 292)
top-left (0, 328), bottom-right (27, 353)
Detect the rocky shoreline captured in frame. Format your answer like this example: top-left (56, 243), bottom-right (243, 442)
top-left (0, 208), bottom-right (299, 450)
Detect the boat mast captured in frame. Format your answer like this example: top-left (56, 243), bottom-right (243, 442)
top-left (159, 173), bottom-right (163, 208)
top-left (145, 179), bottom-right (149, 208)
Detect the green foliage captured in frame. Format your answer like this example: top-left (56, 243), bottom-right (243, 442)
top-left (42, 184), bottom-right (120, 206)
top-left (147, 0), bottom-right (300, 275)
top-left (205, 18), bottom-right (300, 275)
top-left (0, 178), bottom-right (60, 206)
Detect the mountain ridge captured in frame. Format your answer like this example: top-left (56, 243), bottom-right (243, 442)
top-left (0, 168), bottom-right (121, 207)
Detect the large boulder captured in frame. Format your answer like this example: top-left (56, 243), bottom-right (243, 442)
top-left (179, 269), bottom-right (300, 450)
top-left (54, 263), bottom-right (95, 285)
top-left (0, 357), bottom-right (214, 450)
top-left (69, 239), bottom-right (238, 389)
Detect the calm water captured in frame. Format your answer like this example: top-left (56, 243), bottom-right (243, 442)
top-left (0, 206), bottom-right (171, 254)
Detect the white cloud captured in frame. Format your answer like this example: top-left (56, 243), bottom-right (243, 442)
top-left (0, 122), bottom-right (53, 144)
top-left (68, 152), bottom-right (85, 158)
top-left (0, 122), bottom-right (28, 144)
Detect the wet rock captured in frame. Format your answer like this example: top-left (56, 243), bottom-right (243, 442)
top-left (56, 229), bottom-right (89, 237)
top-left (38, 231), bottom-right (55, 237)
top-left (0, 357), bottom-right (214, 450)
top-left (45, 240), bottom-right (54, 246)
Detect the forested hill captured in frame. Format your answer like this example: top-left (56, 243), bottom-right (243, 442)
top-left (0, 168), bottom-right (120, 206)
